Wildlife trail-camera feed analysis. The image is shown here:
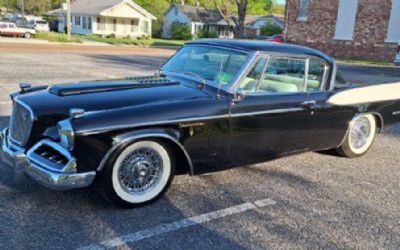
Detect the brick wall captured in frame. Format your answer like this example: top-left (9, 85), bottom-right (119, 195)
top-left (285, 0), bottom-right (398, 61)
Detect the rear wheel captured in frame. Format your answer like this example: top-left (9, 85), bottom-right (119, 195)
top-left (99, 140), bottom-right (175, 208)
top-left (336, 114), bottom-right (377, 158)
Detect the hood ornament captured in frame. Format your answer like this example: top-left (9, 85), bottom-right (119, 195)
top-left (20, 83), bottom-right (32, 93)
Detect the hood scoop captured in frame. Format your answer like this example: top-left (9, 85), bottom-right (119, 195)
top-left (49, 77), bottom-right (179, 96)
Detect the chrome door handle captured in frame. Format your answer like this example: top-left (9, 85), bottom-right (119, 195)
top-left (301, 100), bottom-right (317, 109)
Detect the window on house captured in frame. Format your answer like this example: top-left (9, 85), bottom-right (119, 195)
top-left (113, 19), bottom-right (117, 32)
top-left (82, 16), bottom-right (87, 29)
top-left (297, 0), bottom-right (309, 22)
top-left (131, 19), bottom-right (139, 32)
top-left (142, 20), bottom-right (148, 33)
top-left (386, 0), bottom-right (400, 43)
top-left (97, 17), bottom-right (106, 30)
top-left (88, 17), bottom-right (92, 30)
top-left (75, 16), bottom-right (81, 26)
top-left (334, 0), bottom-right (359, 40)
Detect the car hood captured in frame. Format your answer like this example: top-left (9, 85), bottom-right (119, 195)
top-left (17, 76), bottom-right (212, 118)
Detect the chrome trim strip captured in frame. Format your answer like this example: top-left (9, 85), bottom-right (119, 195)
top-left (303, 57), bottom-right (310, 91)
top-left (231, 108), bottom-right (304, 118)
top-left (97, 132), bottom-right (195, 175)
top-left (77, 107), bottom-right (305, 135)
top-left (330, 61), bottom-right (338, 91)
top-left (78, 114), bottom-right (229, 135)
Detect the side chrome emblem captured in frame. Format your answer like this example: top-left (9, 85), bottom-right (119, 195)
top-left (393, 111), bottom-right (400, 116)
top-left (179, 122), bottom-right (205, 128)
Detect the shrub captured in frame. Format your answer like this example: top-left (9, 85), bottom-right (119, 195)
top-left (197, 30), bottom-right (218, 39)
top-left (260, 22), bottom-right (283, 36)
top-left (170, 22), bottom-right (192, 40)
top-left (106, 33), bottom-right (116, 39)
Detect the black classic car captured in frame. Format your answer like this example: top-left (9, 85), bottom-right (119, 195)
top-left (1, 40), bottom-right (400, 207)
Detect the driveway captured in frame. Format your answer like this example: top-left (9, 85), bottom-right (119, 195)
top-left (0, 43), bottom-right (399, 249)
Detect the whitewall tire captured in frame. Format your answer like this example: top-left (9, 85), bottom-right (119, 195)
top-left (99, 140), bottom-right (175, 208)
top-left (337, 114), bottom-right (377, 158)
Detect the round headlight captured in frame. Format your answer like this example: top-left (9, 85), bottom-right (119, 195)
top-left (57, 119), bottom-right (74, 150)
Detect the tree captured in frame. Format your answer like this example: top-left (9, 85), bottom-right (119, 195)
top-left (264, 0), bottom-right (273, 13)
top-left (211, 0), bottom-right (249, 39)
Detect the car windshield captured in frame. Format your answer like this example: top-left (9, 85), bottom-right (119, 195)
top-left (162, 45), bottom-right (249, 89)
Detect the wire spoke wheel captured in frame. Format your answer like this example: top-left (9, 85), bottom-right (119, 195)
top-left (109, 140), bottom-right (174, 206)
top-left (118, 147), bottom-right (163, 194)
top-left (336, 114), bottom-right (377, 158)
top-left (349, 117), bottom-right (371, 150)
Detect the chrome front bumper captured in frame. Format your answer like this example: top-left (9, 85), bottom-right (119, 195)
top-left (0, 128), bottom-right (96, 190)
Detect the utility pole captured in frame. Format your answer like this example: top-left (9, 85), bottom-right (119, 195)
top-left (66, 0), bottom-right (71, 41)
top-left (19, 0), bottom-right (25, 15)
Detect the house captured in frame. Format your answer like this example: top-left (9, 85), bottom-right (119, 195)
top-left (246, 15), bottom-right (285, 38)
top-left (47, 0), bottom-right (156, 38)
top-left (246, 15), bottom-right (285, 35)
top-left (285, 0), bottom-right (400, 61)
top-left (162, 4), bottom-right (235, 39)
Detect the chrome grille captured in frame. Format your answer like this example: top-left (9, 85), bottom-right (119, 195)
top-left (9, 101), bottom-right (33, 146)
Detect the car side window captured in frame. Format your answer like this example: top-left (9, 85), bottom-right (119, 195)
top-left (259, 57), bottom-right (306, 94)
top-left (238, 58), bottom-right (267, 91)
top-left (307, 58), bottom-right (328, 91)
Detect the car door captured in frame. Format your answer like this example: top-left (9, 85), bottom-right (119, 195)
top-left (227, 55), bottom-right (319, 166)
top-left (8, 23), bottom-right (18, 36)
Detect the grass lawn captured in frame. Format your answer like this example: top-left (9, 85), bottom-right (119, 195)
top-left (82, 35), bottom-right (186, 47)
top-left (35, 32), bottom-right (82, 43)
top-left (336, 58), bottom-right (397, 67)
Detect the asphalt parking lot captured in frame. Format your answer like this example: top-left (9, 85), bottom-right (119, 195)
top-left (0, 42), bottom-right (399, 249)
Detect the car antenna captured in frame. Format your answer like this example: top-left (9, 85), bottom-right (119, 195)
top-left (216, 56), bottom-right (224, 99)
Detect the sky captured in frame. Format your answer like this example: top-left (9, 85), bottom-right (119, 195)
top-left (276, 0), bottom-right (286, 4)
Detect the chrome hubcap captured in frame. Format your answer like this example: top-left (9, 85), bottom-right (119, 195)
top-left (350, 117), bottom-right (371, 149)
top-left (118, 147), bottom-right (163, 193)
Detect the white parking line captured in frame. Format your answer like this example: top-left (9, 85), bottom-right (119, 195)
top-left (78, 198), bottom-right (276, 250)
top-left (0, 101), bottom-right (12, 105)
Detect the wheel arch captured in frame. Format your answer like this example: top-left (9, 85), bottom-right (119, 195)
top-left (96, 128), bottom-right (194, 175)
top-left (338, 111), bottom-right (383, 147)
top-left (370, 112), bottom-right (384, 133)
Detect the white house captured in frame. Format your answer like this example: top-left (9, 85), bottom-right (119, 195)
top-left (47, 0), bottom-right (156, 38)
top-left (162, 4), bottom-right (234, 39)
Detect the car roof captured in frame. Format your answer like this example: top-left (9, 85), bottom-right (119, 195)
top-left (187, 39), bottom-right (334, 64)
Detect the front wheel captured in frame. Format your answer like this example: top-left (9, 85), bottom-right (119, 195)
top-left (99, 140), bottom-right (175, 208)
top-left (24, 33), bottom-right (31, 38)
top-left (336, 114), bottom-right (377, 158)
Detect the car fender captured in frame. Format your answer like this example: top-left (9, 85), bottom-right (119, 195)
top-left (96, 128), bottom-right (194, 175)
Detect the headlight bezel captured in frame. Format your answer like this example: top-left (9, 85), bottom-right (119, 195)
top-left (57, 119), bottom-right (75, 151)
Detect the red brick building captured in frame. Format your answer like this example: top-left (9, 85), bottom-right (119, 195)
top-left (285, 0), bottom-right (400, 61)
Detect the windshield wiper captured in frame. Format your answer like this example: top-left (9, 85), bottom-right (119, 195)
top-left (166, 70), bottom-right (207, 84)
top-left (182, 71), bottom-right (207, 84)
